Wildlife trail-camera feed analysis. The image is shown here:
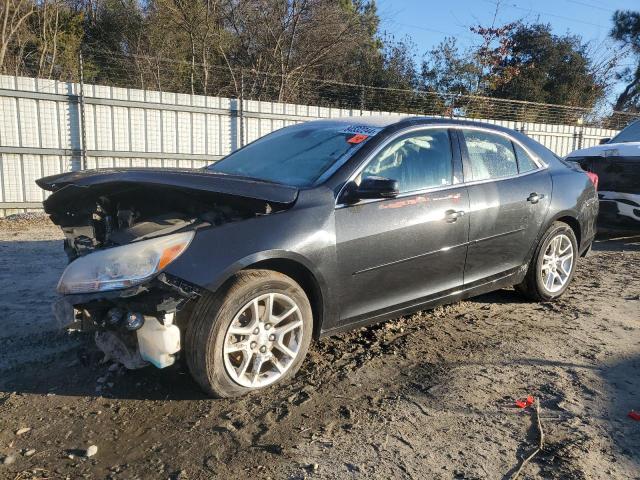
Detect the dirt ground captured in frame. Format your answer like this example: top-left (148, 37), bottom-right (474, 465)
top-left (0, 217), bottom-right (638, 480)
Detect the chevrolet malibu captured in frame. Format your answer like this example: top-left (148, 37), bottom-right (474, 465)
top-left (37, 117), bottom-right (599, 397)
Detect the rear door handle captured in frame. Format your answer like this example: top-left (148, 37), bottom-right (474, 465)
top-left (527, 192), bottom-right (545, 204)
top-left (445, 209), bottom-right (465, 223)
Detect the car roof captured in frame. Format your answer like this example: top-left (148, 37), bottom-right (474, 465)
top-left (307, 115), bottom-right (515, 133)
top-left (305, 115), bottom-right (411, 128)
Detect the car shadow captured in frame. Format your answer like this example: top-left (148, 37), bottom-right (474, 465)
top-left (0, 344), bottom-right (210, 402)
top-left (468, 288), bottom-right (530, 305)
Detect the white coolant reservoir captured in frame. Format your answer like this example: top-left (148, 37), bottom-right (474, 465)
top-left (136, 313), bottom-right (181, 368)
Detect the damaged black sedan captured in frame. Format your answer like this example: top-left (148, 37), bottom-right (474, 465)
top-left (37, 117), bottom-right (598, 397)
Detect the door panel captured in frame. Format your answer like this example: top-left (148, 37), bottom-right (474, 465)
top-left (456, 129), bottom-right (552, 284)
top-left (464, 171), bottom-right (551, 284)
top-left (336, 187), bottom-right (470, 322)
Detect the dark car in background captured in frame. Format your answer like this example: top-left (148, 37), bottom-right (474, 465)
top-left (37, 116), bottom-right (599, 397)
top-left (566, 119), bottom-right (640, 229)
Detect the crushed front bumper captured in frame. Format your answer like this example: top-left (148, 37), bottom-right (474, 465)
top-left (53, 273), bottom-right (201, 369)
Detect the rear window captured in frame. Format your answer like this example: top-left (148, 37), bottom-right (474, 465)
top-left (208, 123), bottom-right (380, 187)
top-left (461, 130), bottom-right (518, 181)
top-left (513, 142), bottom-right (538, 173)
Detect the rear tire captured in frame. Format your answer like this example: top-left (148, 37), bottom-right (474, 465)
top-left (185, 270), bottom-right (313, 398)
top-left (516, 222), bottom-right (578, 301)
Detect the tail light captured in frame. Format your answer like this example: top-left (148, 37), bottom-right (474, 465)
top-left (586, 171), bottom-right (598, 190)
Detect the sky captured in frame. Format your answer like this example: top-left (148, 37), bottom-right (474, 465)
top-left (377, 0), bottom-right (639, 101)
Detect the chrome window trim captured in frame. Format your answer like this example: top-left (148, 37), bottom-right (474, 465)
top-left (335, 124), bottom-right (548, 208)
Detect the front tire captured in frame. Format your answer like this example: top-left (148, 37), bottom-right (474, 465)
top-left (516, 222), bottom-right (578, 301)
top-left (185, 270), bottom-right (313, 398)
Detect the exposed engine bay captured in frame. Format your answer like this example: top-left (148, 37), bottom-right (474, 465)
top-left (51, 184), bottom-right (278, 259)
top-left (37, 168), bottom-right (298, 369)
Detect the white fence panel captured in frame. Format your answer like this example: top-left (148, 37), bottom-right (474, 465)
top-left (0, 74), bottom-right (624, 215)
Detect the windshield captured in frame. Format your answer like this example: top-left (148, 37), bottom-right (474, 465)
top-left (208, 123), bottom-right (380, 186)
top-left (610, 120), bottom-right (640, 144)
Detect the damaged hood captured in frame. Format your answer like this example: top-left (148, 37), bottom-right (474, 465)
top-left (37, 167), bottom-right (299, 211)
top-left (37, 167), bottom-right (300, 259)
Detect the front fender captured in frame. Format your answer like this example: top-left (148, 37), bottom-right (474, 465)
top-left (198, 248), bottom-right (330, 297)
top-left (166, 218), bottom-right (335, 287)
top-left (164, 190), bottom-right (338, 327)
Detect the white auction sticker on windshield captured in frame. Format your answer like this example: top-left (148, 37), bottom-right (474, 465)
top-left (340, 125), bottom-right (382, 136)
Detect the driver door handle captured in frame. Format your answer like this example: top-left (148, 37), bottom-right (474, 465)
top-left (445, 209), bottom-right (465, 223)
top-left (527, 192), bottom-right (545, 204)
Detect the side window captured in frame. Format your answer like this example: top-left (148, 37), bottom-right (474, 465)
top-left (461, 130), bottom-right (518, 181)
top-left (513, 142), bottom-right (538, 173)
top-left (361, 129), bottom-right (453, 193)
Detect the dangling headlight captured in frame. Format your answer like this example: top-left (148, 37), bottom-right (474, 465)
top-left (57, 231), bottom-right (194, 294)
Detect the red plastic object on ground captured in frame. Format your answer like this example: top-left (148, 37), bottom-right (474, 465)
top-left (515, 395), bottom-right (535, 408)
top-left (628, 411), bottom-right (640, 421)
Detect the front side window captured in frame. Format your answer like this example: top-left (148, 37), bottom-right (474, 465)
top-left (610, 120), bottom-right (640, 144)
top-left (360, 129), bottom-right (453, 193)
top-left (208, 122), bottom-right (378, 187)
top-left (461, 130), bottom-right (518, 181)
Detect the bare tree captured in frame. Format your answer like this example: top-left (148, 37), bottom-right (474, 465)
top-left (33, 0), bottom-right (65, 78)
top-left (0, 0), bottom-right (35, 71)
top-left (156, 0), bottom-right (225, 95)
top-left (225, 0), bottom-right (375, 101)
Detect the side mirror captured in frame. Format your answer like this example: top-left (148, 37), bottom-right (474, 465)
top-left (599, 137), bottom-right (611, 145)
top-left (350, 176), bottom-right (399, 200)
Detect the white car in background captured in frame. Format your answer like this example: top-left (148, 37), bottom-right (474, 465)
top-left (566, 120), bottom-right (640, 229)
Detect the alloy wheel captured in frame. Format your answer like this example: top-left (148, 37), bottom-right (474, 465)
top-left (222, 293), bottom-right (304, 388)
top-left (541, 233), bottom-right (574, 293)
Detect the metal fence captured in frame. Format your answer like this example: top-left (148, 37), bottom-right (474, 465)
top-left (0, 74), bottom-right (622, 216)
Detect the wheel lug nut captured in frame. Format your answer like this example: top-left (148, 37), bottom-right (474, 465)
top-left (269, 334), bottom-right (275, 341)
top-left (253, 328), bottom-right (259, 335)
top-left (250, 341), bottom-right (257, 349)
top-left (265, 324), bottom-right (271, 330)
top-left (259, 345), bottom-right (267, 353)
